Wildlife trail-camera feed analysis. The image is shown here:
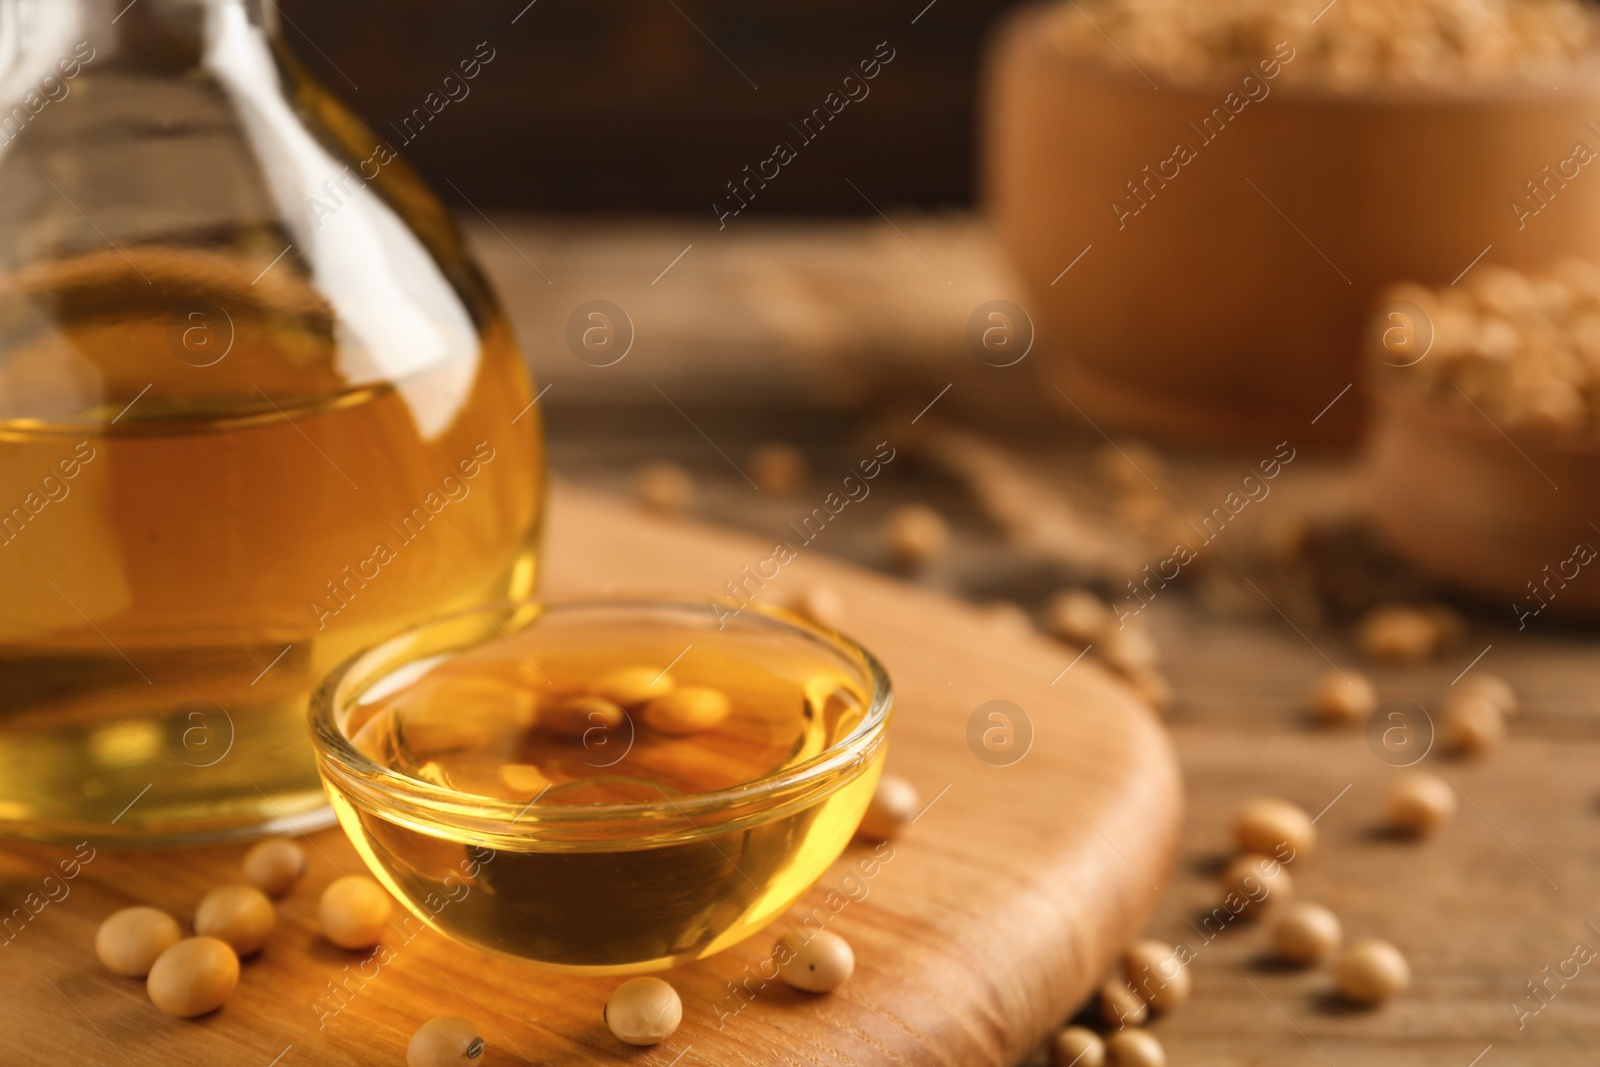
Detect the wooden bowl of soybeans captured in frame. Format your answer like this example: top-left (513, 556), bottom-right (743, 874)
top-left (983, 0), bottom-right (1600, 448)
top-left (1365, 260), bottom-right (1600, 618)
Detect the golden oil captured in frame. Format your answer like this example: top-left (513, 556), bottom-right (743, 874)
top-left (323, 615), bottom-right (887, 974)
top-left (0, 250), bottom-right (544, 842)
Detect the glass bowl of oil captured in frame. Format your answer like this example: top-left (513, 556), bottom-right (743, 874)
top-left (310, 596), bottom-right (891, 975)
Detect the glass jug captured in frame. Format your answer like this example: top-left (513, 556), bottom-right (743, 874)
top-left (0, 0), bottom-right (545, 842)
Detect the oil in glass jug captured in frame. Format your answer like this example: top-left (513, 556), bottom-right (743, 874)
top-left (0, 0), bottom-right (545, 842)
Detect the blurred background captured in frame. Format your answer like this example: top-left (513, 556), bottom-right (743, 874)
top-left (273, 0), bottom-right (1041, 443)
top-left (279, 0), bottom-right (1009, 213)
top-left (266, 0), bottom-right (1600, 626)
top-left (260, 0), bottom-right (1600, 678)
top-left (271, 0), bottom-right (1066, 595)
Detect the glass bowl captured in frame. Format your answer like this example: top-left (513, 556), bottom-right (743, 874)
top-left (309, 596), bottom-right (892, 975)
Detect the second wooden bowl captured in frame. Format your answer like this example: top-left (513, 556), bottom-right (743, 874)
top-left (1366, 378), bottom-right (1600, 619)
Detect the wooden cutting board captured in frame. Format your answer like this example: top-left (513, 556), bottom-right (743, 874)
top-left (0, 483), bottom-right (1182, 1067)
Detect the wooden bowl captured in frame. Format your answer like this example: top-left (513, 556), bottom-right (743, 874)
top-left (1366, 378), bottom-right (1600, 618)
top-left (983, 4), bottom-right (1600, 447)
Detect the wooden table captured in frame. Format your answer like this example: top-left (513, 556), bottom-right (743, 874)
top-left (467, 216), bottom-right (1600, 1066)
top-left (7, 215), bottom-right (1597, 1066)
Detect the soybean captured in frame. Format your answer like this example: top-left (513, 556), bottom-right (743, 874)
top-left (242, 838), bottom-right (307, 898)
top-left (1457, 673), bottom-right (1517, 716)
top-left (591, 668), bottom-right (674, 708)
top-left (1096, 977), bottom-right (1148, 1028)
top-left (1123, 939), bottom-right (1190, 1012)
top-left (1232, 797), bottom-right (1316, 860)
top-left (1219, 853), bottom-right (1293, 919)
top-left (634, 461), bottom-right (694, 514)
top-left (1105, 1029), bottom-right (1165, 1067)
top-left (776, 930), bottom-right (855, 993)
top-left (1387, 771), bottom-right (1456, 835)
top-left (407, 1015), bottom-right (485, 1067)
top-left (642, 686), bottom-right (732, 736)
top-left (885, 504), bottom-right (951, 568)
top-left (194, 884), bottom-right (276, 956)
top-left (1042, 588), bottom-right (1112, 646)
top-left (1271, 902), bottom-right (1343, 966)
top-left (1440, 694), bottom-right (1505, 757)
top-left (857, 774), bottom-right (920, 842)
top-left (749, 442), bottom-right (808, 494)
top-left (787, 584), bottom-right (843, 627)
top-left (605, 977), bottom-right (682, 1045)
top-left (95, 906), bottom-right (182, 978)
top-left (146, 937), bottom-right (239, 1017)
top-left (1356, 605), bottom-right (1443, 664)
top-left (1053, 1027), bottom-right (1106, 1067)
top-left (319, 875), bottom-right (392, 950)
top-left (542, 695), bottom-right (626, 739)
top-left (499, 762), bottom-right (552, 800)
top-left (1336, 938), bottom-right (1410, 1006)
top-left (1309, 671), bottom-right (1377, 726)
top-left (1098, 623), bottom-right (1159, 675)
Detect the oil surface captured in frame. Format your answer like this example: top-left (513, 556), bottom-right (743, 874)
top-left (328, 621), bottom-right (883, 973)
top-left (0, 252), bottom-right (543, 841)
